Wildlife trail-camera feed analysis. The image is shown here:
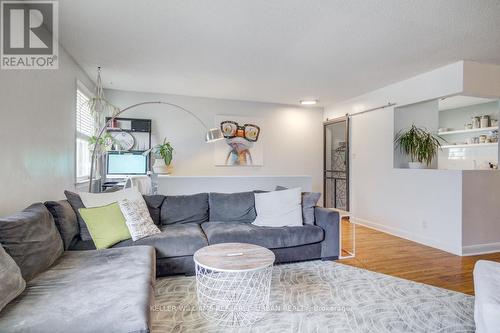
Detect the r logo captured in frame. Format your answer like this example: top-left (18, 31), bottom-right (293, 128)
top-left (1, 1), bottom-right (58, 69)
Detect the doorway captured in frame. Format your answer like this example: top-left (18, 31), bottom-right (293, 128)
top-left (323, 116), bottom-right (349, 210)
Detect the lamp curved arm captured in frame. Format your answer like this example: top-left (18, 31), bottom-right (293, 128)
top-left (88, 101), bottom-right (212, 192)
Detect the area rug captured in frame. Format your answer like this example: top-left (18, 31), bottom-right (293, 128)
top-left (152, 261), bottom-right (475, 332)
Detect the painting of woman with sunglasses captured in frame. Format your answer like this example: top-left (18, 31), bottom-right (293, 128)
top-left (219, 120), bottom-right (261, 166)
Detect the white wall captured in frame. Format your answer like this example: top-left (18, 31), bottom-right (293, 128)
top-left (156, 175), bottom-right (312, 195)
top-left (325, 61), bottom-right (500, 255)
top-left (0, 48), bottom-right (94, 217)
top-left (348, 109), bottom-right (463, 254)
top-left (325, 62), bottom-right (466, 254)
top-left (105, 89), bottom-right (324, 194)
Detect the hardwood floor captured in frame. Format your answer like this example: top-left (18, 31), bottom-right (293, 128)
top-left (337, 219), bottom-right (500, 295)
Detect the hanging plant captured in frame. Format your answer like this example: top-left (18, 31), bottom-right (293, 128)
top-left (88, 67), bottom-right (120, 119)
top-left (87, 67), bottom-right (120, 155)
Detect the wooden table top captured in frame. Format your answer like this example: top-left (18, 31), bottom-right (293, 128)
top-left (194, 243), bottom-right (275, 272)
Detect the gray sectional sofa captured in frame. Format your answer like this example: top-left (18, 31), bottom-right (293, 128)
top-left (0, 204), bottom-right (155, 333)
top-left (65, 191), bottom-right (340, 276)
top-left (0, 190), bottom-right (339, 332)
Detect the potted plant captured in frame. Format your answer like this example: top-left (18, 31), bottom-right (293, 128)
top-left (394, 125), bottom-right (443, 169)
top-left (89, 132), bottom-right (115, 155)
top-left (153, 139), bottom-right (174, 174)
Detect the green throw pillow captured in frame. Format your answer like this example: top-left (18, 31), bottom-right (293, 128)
top-left (78, 203), bottom-right (131, 249)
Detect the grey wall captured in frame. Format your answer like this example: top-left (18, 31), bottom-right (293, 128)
top-left (105, 89), bottom-right (324, 194)
top-left (462, 170), bottom-right (500, 248)
top-left (0, 48), bottom-right (94, 217)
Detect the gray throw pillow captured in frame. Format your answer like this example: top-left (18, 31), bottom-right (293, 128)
top-left (161, 193), bottom-right (209, 225)
top-left (0, 203), bottom-right (64, 281)
top-left (209, 192), bottom-right (256, 223)
top-left (0, 244), bottom-right (26, 312)
top-left (275, 186), bottom-right (321, 225)
top-left (45, 200), bottom-right (80, 250)
top-left (143, 195), bottom-right (165, 225)
top-left (64, 190), bottom-right (92, 241)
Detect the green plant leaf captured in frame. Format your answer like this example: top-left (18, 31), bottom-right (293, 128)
top-left (394, 124), bottom-right (444, 166)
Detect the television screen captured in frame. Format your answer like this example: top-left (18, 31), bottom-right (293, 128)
top-left (107, 152), bottom-right (148, 175)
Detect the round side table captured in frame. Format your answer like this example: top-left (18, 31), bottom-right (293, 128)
top-left (193, 243), bottom-right (275, 327)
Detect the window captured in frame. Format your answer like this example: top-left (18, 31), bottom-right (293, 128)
top-left (76, 86), bottom-right (94, 182)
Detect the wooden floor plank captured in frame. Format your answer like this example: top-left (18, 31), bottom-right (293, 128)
top-left (337, 221), bottom-right (500, 295)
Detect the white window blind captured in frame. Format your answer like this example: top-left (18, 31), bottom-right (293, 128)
top-left (76, 88), bottom-right (94, 182)
top-left (76, 89), bottom-right (94, 137)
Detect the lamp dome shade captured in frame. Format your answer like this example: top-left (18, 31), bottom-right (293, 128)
top-left (206, 128), bottom-right (223, 143)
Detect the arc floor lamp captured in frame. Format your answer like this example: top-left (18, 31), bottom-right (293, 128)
top-left (88, 69), bottom-right (223, 192)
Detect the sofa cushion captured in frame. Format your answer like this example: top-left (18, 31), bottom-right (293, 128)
top-left (0, 203), bottom-right (63, 282)
top-left (68, 239), bottom-right (96, 251)
top-left (253, 187), bottom-right (303, 227)
top-left (161, 193), bottom-right (209, 225)
top-left (143, 195), bottom-right (165, 225)
top-left (301, 191), bottom-right (321, 224)
top-left (118, 198), bottom-right (161, 241)
top-left (64, 190), bottom-right (92, 241)
top-left (113, 223), bottom-right (208, 258)
top-left (275, 186), bottom-right (321, 225)
top-left (201, 222), bottom-right (324, 249)
top-left (44, 200), bottom-right (80, 250)
top-left (79, 203), bottom-right (132, 249)
top-left (0, 244), bottom-right (26, 312)
top-left (0, 246), bottom-right (155, 333)
top-left (209, 191), bottom-right (256, 223)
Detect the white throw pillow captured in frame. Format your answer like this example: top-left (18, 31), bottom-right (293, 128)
top-left (118, 198), bottom-right (161, 241)
top-left (79, 188), bottom-right (143, 208)
top-left (252, 187), bottom-right (303, 227)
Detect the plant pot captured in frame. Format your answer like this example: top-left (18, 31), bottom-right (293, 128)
top-left (152, 159), bottom-right (171, 174)
top-left (408, 162), bottom-right (425, 169)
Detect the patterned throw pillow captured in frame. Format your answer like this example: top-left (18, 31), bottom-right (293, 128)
top-left (119, 198), bottom-right (161, 241)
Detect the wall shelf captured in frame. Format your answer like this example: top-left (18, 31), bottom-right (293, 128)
top-left (441, 143), bottom-right (498, 149)
top-left (438, 126), bottom-right (498, 136)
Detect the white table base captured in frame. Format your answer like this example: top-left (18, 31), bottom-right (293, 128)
top-left (195, 264), bottom-right (273, 327)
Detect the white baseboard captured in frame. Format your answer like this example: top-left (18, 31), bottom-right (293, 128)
top-left (462, 242), bottom-right (500, 256)
top-left (353, 217), bottom-right (462, 256)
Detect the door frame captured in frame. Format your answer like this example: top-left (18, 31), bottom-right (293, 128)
top-left (323, 115), bottom-right (350, 210)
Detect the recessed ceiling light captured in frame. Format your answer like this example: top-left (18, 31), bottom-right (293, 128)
top-left (300, 99), bottom-right (318, 105)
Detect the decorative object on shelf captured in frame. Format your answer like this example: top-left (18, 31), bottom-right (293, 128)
top-left (152, 139), bottom-right (174, 174)
top-left (480, 115), bottom-right (490, 128)
top-left (472, 116), bottom-right (481, 129)
top-left (110, 131), bottom-right (135, 151)
top-left (88, 67), bottom-right (223, 192)
top-left (394, 125), bottom-right (444, 169)
top-left (214, 115), bottom-right (263, 166)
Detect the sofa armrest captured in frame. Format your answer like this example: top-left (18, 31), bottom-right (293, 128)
top-left (314, 207), bottom-right (340, 260)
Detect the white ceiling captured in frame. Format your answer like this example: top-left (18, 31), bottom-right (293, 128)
top-left (59, 0), bottom-right (500, 107)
